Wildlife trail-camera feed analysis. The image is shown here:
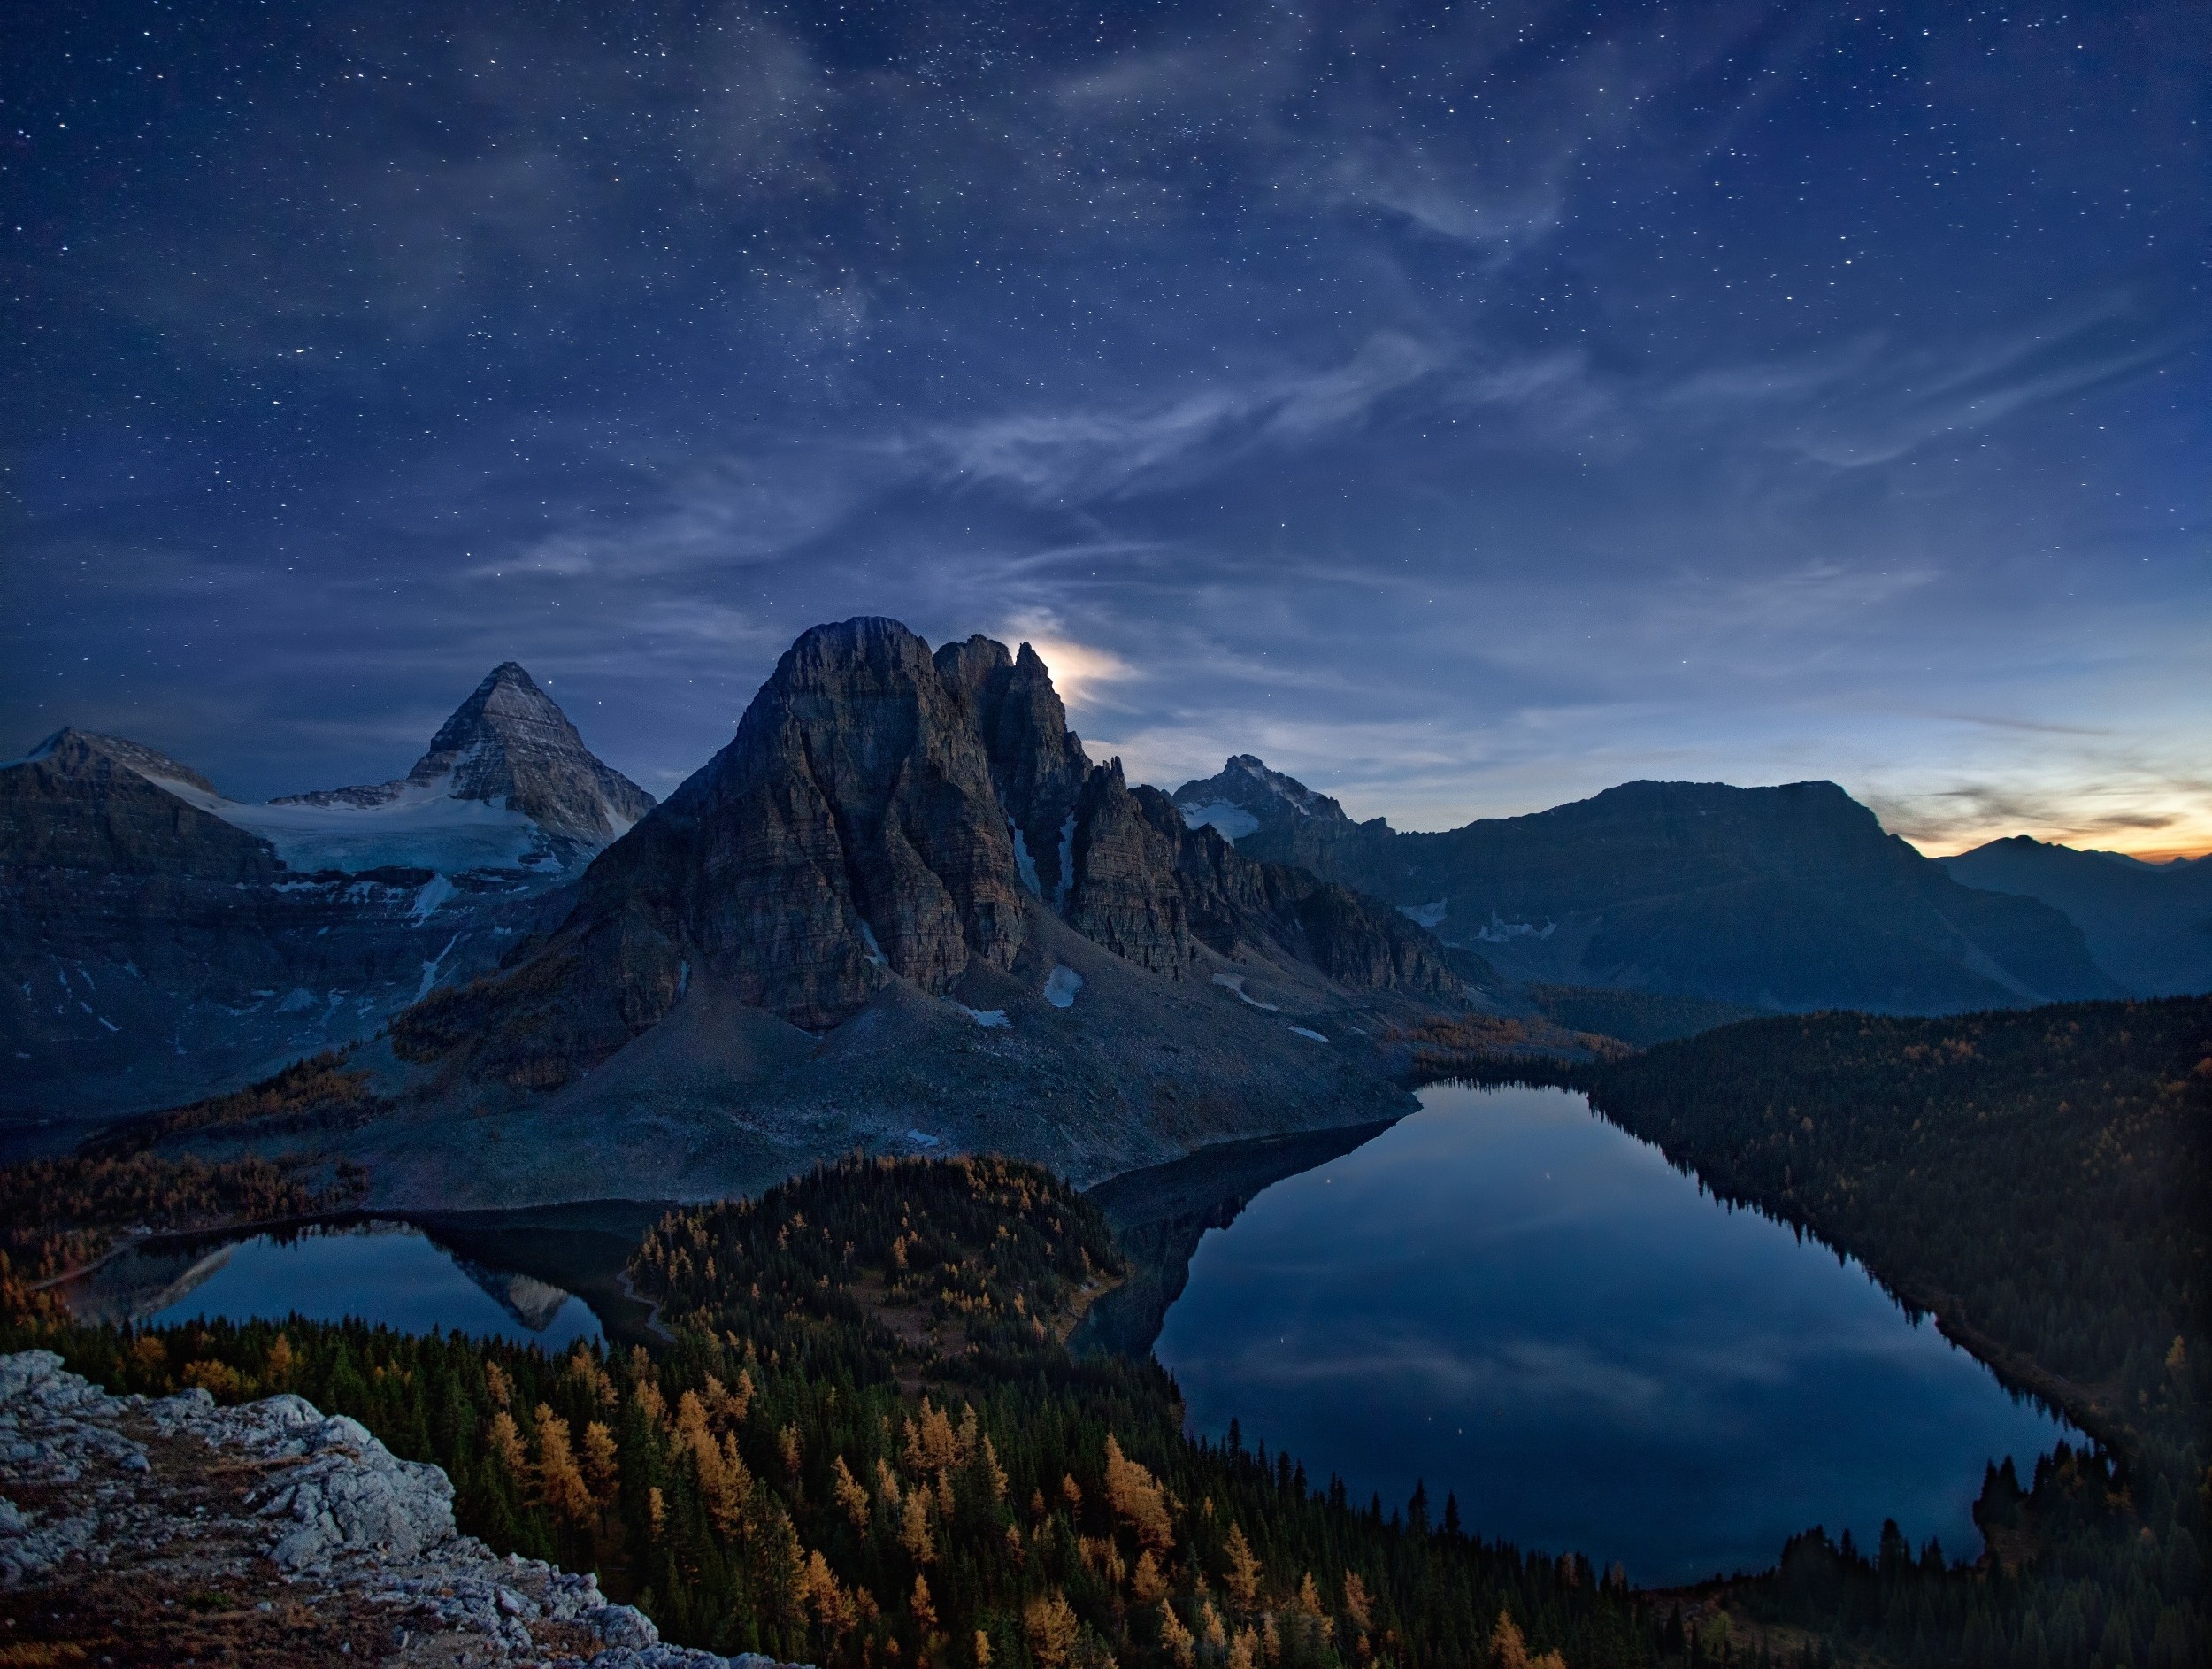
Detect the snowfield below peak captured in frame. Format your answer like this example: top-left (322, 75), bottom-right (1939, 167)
top-left (150, 773), bottom-right (553, 875)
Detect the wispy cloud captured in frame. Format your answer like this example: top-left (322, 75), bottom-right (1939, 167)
top-left (923, 332), bottom-right (1448, 503)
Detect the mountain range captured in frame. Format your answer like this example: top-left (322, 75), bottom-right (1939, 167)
top-left (1936, 835), bottom-right (2212, 996)
top-left (1173, 755), bottom-right (2135, 1012)
top-left (0, 665), bottom-right (650, 1144)
top-left (4, 618), bottom-right (2201, 1198)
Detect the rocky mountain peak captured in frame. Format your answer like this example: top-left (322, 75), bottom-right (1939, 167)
top-left (396, 617), bottom-right (1465, 1088)
top-left (933, 635), bottom-right (1093, 902)
top-left (19, 727), bottom-right (220, 799)
top-left (275, 662), bottom-right (654, 857)
top-left (571, 617), bottom-right (1033, 1031)
top-left (1172, 754), bottom-right (1353, 842)
top-left (2, 727), bottom-right (279, 882)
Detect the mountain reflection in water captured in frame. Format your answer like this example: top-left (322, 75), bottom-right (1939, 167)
top-left (1118, 1083), bottom-right (2073, 1587)
top-left (58, 1204), bottom-right (670, 1351)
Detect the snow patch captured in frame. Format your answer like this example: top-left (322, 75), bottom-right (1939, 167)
top-left (1476, 913), bottom-right (1556, 942)
top-left (409, 873), bottom-right (456, 922)
top-left (1210, 972), bottom-right (1279, 1011)
top-left (1042, 965), bottom-right (1084, 1009)
top-left (151, 772), bottom-right (548, 875)
top-left (956, 1004), bottom-right (1012, 1029)
top-left (1399, 899), bottom-right (1448, 928)
top-left (1179, 801), bottom-right (1261, 842)
top-left (856, 920), bottom-right (890, 967)
top-left (1289, 1026), bottom-right (1329, 1042)
top-left (1010, 824), bottom-right (1041, 896)
top-left (414, 935), bottom-right (460, 1002)
top-left (1052, 814), bottom-right (1077, 913)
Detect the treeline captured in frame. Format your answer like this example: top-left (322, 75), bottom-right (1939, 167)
top-left (1578, 995), bottom-right (2211, 1666)
top-left (0, 1150), bottom-right (365, 1287)
top-left (4, 1156), bottom-right (1689, 1668)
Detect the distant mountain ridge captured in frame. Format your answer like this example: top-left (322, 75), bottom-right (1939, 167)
top-left (1171, 762), bottom-right (2122, 1013)
top-left (0, 665), bottom-right (646, 1135)
top-left (1939, 835), bottom-right (2212, 996)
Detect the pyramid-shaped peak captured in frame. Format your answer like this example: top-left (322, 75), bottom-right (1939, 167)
top-left (269, 663), bottom-right (653, 859)
top-left (1177, 755), bottom-right (1350, 826)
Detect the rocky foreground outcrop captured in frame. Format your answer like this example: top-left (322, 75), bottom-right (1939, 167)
top-left (0, 1350), bottom-right (804, 1668)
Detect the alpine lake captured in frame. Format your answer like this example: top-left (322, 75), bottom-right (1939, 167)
top-left (60, 1083), bottom-right (2070, 1587)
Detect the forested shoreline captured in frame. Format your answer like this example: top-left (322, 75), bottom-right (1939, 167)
top-left (1569, 995), bottom-right (2210, 1666)
top-left (5, 1157), bottom-right (1656, 1668)
top-left (4, 996), bottom-right (2206, 1665)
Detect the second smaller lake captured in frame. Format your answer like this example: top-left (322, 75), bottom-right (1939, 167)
top-left (58, 1204), bottom-right (668, 1350)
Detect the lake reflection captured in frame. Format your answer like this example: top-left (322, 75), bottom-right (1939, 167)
top-left (1152, 1083), bottom-right (2070, 1585)
top-left (67, 1221), bottom-right (605, 1350)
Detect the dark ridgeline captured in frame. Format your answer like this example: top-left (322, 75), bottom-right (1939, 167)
top-left (1939, 836), bottom-right (2212, 997)
top-left (1173, 758), bottom-right (2125, 1014)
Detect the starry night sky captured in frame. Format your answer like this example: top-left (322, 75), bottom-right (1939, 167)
top-left (5, 2), bottom-right (2206, 854)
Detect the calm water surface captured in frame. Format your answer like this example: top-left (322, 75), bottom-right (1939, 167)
top-left (1153, 1083), bottom-right (2070, 1584)
top-left (67, 1220), bottom-right (611, 1350)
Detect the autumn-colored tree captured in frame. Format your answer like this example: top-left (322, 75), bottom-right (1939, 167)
top-left (1060, 1473), bottom-right (1083, 1514)
top-left (1489, 1609), bottom-right (1529, 1669)
top-left (582, 1419), bottom-right (619, 1504)
top-left (1224, 1521), bottom-right (1261, 1611)
top-left (832, 1454), bottom-right (871, 1527)
top-left (1227, 1624), bottom-right (1258, 1669)
top-left (484, 1359), bottom-right (512, 1409)
top-left (973, 1627), bottom-right (993, 1666)
top-left (646, 1484), bottom-right (667, 1540)
top-left (910, 1573), bottom-right (938, 1632)
top-left (1200, 1600), bottom-right (1228, 1657)
top-left (800, 1549), bottom-right (857, 1634)
top-left (1025, 1592), bottom-right (1080, 1669)
top-left (1133, 1548), bottom-right (1169, 1604)
top-left (534, 1404), bottom-right (592, 1523)
top-left (488, 1409), bottom-right (529, 1482)
top-left (978, 1434), bottom-right (1009, 1502)
top-left (1341, 1571), bottom-right (1374, 1632)
top-left (900, 1488), bottom-right (936, 1563)
top-left (265, 1332), bottom-right (293, 1388)
top-left (1102, 1434), bottom-right (1175, 1551)
top-left (1159, 1601), bottom-right (1197, 1668)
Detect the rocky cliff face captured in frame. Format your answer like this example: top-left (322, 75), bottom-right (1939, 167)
top-left (935, 635), bottom-right (1092, 904)
top-left (0, 730), bottom-right (283, 881)
top-left (1177, 761), bottom-right (2123, 1013)
top-left (395, 619), bottom-right (1471, 1093)
top-left (277, 661), bottom-right (655, 860)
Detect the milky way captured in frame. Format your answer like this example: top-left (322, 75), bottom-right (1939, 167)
top-left (5, 2), bottom-right (2205, 854)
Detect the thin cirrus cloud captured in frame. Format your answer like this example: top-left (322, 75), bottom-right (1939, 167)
top-left (922, 332), bottom-right (1448, 504)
